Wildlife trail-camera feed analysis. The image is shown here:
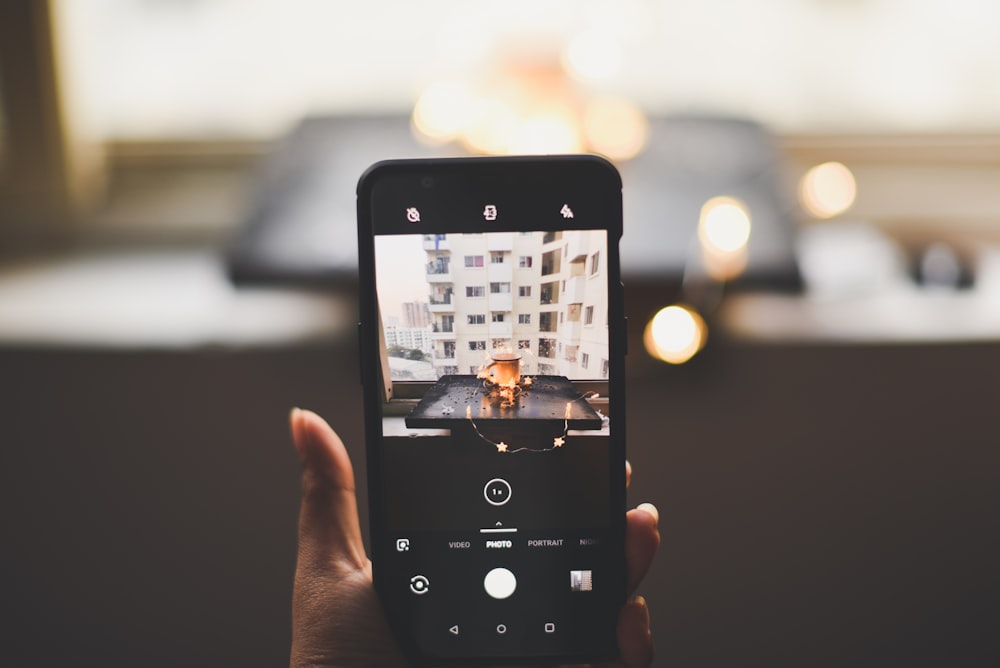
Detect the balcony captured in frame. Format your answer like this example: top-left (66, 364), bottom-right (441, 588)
top-left (539, 282), bottom-right (560, 305)
top-left (428, 297), bottom-right (454, 312)
top-left (488, 321), bottom-right (513, 338)
top-left (563, 275), bottom-right (586, 303)
top-left (487, 262), bottom-right (512, 282)
top-left (561, 320), bottom-right (582, 342)
top-left (430, 320), bottom-right (455, 340)
top-left (423, 234), bottom-right (449, 251)
top-left (488, 293), bottom-right (512, 312)
top-left (487, 232), bottom-right (513, 251)
top-left (563, 231), bottom-right (590, 263)
top-left (426, 261), bottom-right (451, 283)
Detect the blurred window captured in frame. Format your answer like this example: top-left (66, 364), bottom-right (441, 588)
top-left (57, 0), bottom-right (1000, 141)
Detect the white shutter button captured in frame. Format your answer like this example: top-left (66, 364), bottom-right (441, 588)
top-left (483, 567), bottom-right (517, 599)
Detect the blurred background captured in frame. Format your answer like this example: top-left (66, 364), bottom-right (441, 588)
top-left (1, 1), bottom-right (999, 666)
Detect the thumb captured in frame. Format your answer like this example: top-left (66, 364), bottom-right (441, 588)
top-left (290, 408), bottom-right (368, 573)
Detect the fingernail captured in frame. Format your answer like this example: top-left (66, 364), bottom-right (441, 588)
top-left (289, 406), bottom-right (301, 421)
top-left (637, 502), bottom-right (659, 522)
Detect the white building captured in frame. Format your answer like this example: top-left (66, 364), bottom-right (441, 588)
top-left (423, 231), bottom-right (608, 380)
top-left (384, 324), bottom-right (433, 355)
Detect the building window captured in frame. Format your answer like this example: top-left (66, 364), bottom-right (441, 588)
top-left (442, 365), bottom-right (459, 374)
top-left (467, 314), bottom-right (485, 325)
top-left (538, 338), bottom-right (556, 357)
top-left (490, 282), bottom-right (511, 294)
top-left (465, 255), bottom-right (484, 268)
top-left (584, 305), bottom-right (594, 325)
top-left (490, 252), bottom-right (504, 264)
top-left (518, 339), bottom-right (531, 349)
top-left (518, 285), bottom-right (532, 297)
top-left (469, 366), bottom-right (479, 374)
top-left (491, 338), bottom-right (506, 349)
top-left (491, 312), bottom-right (505, 322)
top-left (518, 256), bottom-right (533, 268)
top-left (590, 251), bottom-right (600, 276)
top-left (581, 352), bottom-right (590, 369)
top-left (442, 342), bottom-right (456, 358)
top-left (469, 340), bottom-right (486, 351)
top-left (601, 359), bottom-right (609, 378)
top-left (518, 313), bottom-right (531, 324)
top-left (467, 286), bottom-right (485, 297)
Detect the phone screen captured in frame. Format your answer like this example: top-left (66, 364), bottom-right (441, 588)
top-left (358, 157), bottom-right (625, 665)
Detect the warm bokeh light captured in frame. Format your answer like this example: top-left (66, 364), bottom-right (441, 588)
top-left (507, 112), bottom-right (584, 154)
top-left (699, 196), bottom-right (752, 253)
top-left (562, 31), bottom-right (623, 82)
top-left (412, 47), bottom-right (647, 158)
top-left (643, 305), bottom-right (707, 365)
top-left (799, 161), bottom-right (857, 219)
top-left (459, 96), bottom-right (519, 155)
top-left (582, 97), bottom-right (649, 161)
top-left (411, 80), bottom-right (474, 143)
top-left (697, 196), bottom-right (751, 280)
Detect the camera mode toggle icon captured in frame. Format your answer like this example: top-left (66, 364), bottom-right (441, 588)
top-left (409, 575), bottom-right (430, 595)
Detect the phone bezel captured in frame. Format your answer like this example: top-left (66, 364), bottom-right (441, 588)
top-left (357, 155), bottom-right (627, 666)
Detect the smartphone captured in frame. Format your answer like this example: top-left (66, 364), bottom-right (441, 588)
top-left (357, 155), bottom-right (626, 666)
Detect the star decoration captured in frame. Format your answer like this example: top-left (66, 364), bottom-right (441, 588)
top-left (553, 436), bottom-right (565, 448)
top-left (496, 442), bottom-right (508, 453)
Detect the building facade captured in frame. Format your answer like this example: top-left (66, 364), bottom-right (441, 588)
top-left (422, 231), bottom-right (609, 380)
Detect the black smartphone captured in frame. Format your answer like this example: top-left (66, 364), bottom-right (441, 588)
top-left (357, 155), bottom-right (626, 666)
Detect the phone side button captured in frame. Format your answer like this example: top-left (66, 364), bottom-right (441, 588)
top-left (623, 316), bottom-right (628, 355)
top-left (357, 322), bottom-right (363, 384)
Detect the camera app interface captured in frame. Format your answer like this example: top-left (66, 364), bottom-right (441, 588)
top-left (373, 228), bottom-right (618, 659)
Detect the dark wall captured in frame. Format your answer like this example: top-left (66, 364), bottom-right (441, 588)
top-left (2, 305), bottom-right (998, 666)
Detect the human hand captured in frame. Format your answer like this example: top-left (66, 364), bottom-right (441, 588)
top-left (289, 408), bottom-right (660, 667)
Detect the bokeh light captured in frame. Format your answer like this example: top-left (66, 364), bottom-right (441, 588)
top-left (699, 196), bottom-right (752, 253)
top-left (412, 81), bottom-right (474, 143)
top-left (507, 108), bottom-right (584, 155)
top-left (698, 196), bottom-right (751, 280)
top-left (643, 305), bottom-right (707, 365)
top-left (799, 161), bottom-right (857, 219)
top-left (582, 97), bottom-right (649, 161)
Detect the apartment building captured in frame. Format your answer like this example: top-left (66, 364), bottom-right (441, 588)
top-left (384, 324), bottom-right (433, 355)
top-left (423, 230), bottom-right (609, 380)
